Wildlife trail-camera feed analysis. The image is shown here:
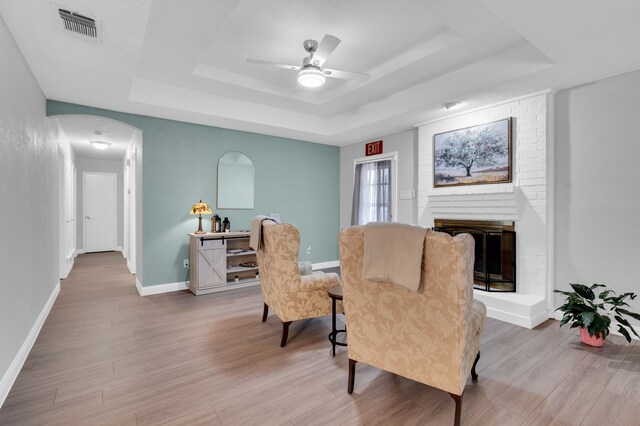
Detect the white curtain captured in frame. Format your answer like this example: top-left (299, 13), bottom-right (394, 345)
top-left (351, 160), bottom-right (391, 225)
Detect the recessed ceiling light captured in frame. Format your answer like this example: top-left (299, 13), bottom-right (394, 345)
top-left (443, 101), bottom-right (462, 110)
top-left (297, 67), bottom-right (326, 88)
top-left (89, 140), bottom-right (111, 150)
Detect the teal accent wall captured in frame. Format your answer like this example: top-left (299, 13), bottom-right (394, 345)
top-left (47, 101), bottom-right (340, 286)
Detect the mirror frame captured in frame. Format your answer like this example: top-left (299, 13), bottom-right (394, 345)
top-left (216, 151), bottom-right (255, 209)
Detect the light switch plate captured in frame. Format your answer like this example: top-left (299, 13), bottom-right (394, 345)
top-left (399, 190), bottom-right (415, 200)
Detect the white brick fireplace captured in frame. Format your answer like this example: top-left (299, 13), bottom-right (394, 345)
top-left (417, 91), bottom-right (554, 328)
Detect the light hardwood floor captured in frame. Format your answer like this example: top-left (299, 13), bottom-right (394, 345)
top-left (1, 252), bottom-right (639, 425)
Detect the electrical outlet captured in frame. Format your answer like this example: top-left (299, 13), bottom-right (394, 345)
top-left (183, 259), bottom-right (189, 268)
top-left (306, 246), bottom-right (312, 255)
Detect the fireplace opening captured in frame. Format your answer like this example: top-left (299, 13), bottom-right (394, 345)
top-left (433, 219), bottom-right (516, 292)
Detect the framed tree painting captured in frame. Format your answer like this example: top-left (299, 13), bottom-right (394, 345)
top-left (433, 117), bottom-right (512, 187)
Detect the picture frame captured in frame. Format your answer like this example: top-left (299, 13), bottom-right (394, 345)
top-left (433, 117), bottom-right (512, 188)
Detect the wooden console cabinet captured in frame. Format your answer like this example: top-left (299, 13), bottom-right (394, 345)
top-left (188, 232), bottom-right (260, 295)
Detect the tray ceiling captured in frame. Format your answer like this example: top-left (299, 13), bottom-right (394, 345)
top-left (1, 0), bottom-right (639, 146)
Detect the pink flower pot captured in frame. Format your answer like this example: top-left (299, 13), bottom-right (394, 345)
top-left (579, 327), bottom-right (604, 347)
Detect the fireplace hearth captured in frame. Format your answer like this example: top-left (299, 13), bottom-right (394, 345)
top-left (434, 219), bottom-right (516, 292)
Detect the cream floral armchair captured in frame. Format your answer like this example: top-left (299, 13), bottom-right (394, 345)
top-left (339, 226), bottom-right (486, 426)
top-left (257, 221), bottom-right (341, 347)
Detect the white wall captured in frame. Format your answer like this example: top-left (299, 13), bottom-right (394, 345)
top-left (76, 157), bottom-right (124, 251)
top-left (0, 16), bottom-right (59, 406)
top-left (340, 129), bottom-right (417, 228)
top-left (555, 70), bottom-right (640, 318)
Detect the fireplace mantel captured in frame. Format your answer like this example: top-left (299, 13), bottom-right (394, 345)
top-left (426, 188), bottom-right (519, 221)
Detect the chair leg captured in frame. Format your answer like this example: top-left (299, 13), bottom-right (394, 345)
top-left (471, 351), bottom-right (480, 381)
top-left (448, 392), bottom-right (463, 426)
top-left (280, 321), bottom-right (292, 347)
top-left (262, 303), bottom-right (269, 322)
top-left (347, 358), bottom-right (357, 394)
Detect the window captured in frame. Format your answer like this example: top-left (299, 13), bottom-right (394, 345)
top-left (351, 153), bottom-right (397, 225)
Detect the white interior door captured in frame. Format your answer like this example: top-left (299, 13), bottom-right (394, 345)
top-left (84, 172), bottom-right (116, 253)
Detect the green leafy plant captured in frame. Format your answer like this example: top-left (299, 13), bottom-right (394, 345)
top-left (554, 283), bottom-right (640, 343)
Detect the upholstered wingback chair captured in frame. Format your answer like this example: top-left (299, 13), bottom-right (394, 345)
top-left (339, 226), bottom-right (486, 426)
top-left (257, 221), bottom-right (341, 347)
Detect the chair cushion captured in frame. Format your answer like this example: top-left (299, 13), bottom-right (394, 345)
top-left (299, 272), bottom-right (341, 292)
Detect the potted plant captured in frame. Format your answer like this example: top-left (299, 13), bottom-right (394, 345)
top-left (554, 283), bottom-right (640, 347)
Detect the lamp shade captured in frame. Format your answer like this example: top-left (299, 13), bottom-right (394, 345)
top-left (190, 200), bottom-right (212, 215)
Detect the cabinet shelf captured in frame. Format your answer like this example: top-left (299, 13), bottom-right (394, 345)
top-left (188, 232), bottom-right (260, 295)
top-left (227, 265), bottom-right (259, 273)
top-left (226, 250), bottom-right (256, 257)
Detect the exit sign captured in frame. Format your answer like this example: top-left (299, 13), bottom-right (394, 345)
top-left (365, 140), bottom-right (383, 156)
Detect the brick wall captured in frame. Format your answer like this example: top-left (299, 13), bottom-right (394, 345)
top-left (418, 93), bottom-right (549, 298)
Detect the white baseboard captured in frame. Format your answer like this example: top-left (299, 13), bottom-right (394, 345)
top-left (76, 249), bottom-right (85, 255)
top-left (312, 260), bottom-right (340, 270)
top-left (127, 259), bottom-right (135, 275)
top-left (60, 259), bottom-right (74, 280)
top-left (116, 246), bottom-right (123, 253)
top-left (136, 279), bottom-right (188, 296)
top-left (551, 310), bottom-right (639, 341)
top-left (473, 291), bottom-right (547, 329)
top-left (134, 260), bottom-right (341, 297)
top-left (0, 282), bottom-right (60, 408)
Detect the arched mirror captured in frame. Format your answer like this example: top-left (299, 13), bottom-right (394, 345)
top-left (217, 152), bottom-right (255, 209)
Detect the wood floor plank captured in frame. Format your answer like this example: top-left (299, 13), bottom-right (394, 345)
top-left (483, 320), bottom-right (572, 380)
top-left (0, 390), bottom-right (103, 425)
top-left (290, 373), bottom-right (417, 426)
top-left (522, 335), bottom-right (633, 426)
top-left (2, 251), bottom-right (639, 425)
top-left (581, 390), bottom-right (640, 426)
top-left (466, 401), bottom-right (525, 426)
top-left (490, 333), bottom-right (591, 418)
top-left (135, 400), bottom-right (220, 426)
top-left (604, 341), bottom-right (640, 401)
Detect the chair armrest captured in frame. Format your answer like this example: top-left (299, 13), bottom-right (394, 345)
top-left (299, 272), bottom-right (341, 292)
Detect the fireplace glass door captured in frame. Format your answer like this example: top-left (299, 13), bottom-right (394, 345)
top-left (434, 220), bottom-right (516, 292)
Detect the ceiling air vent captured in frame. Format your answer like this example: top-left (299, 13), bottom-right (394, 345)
top-left (58, 9), bottom-right (96, 38)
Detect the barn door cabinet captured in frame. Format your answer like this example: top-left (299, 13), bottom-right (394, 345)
top-left (188, 232), bottom-right (260, 295)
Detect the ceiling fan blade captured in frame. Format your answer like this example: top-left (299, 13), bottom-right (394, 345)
top-left (323, 68), bottom-right (369, 81)
top-left (312, 34), bottom-right (340, 67)
top-left (246, 59), bottom-right (300, 71)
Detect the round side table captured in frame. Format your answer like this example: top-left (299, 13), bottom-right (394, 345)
top-left (327, 286), bottom-right (347, 357)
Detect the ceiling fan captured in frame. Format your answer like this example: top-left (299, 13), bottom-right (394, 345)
top-left (246, 34), bottom-right (369, 88)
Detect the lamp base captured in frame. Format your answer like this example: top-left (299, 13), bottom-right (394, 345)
top-left (194, 215), bottom-right (206, 234)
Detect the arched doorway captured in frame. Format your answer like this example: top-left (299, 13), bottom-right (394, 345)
top-left (49, 114), bottom-right (142, 280)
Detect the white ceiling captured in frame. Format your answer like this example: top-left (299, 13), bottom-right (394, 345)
top-left (54, 115), bottom-right (134, 160)
top-left (1, 0), bottom-right (640, 146)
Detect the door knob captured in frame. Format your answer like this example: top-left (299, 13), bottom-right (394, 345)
top-left (86, 216), bottom-right (93, 219)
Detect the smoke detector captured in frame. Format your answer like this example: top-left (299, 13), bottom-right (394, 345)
top-left (443, 101), bottom-right (462, 110)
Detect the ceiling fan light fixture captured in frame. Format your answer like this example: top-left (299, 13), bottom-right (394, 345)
top-left (90, 140), bottom-right (111, 150)
top-left (297, 67), bottom-right (326, 88)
